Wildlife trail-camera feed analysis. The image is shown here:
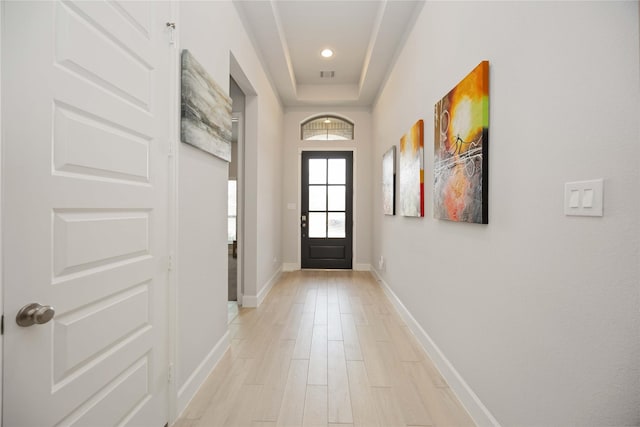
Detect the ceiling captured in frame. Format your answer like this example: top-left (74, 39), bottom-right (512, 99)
top-left (234, 0), bottom-right (424, 108)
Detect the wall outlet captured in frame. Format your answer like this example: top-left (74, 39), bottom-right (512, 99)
top-left (378, 256), bottom-right (385, 271)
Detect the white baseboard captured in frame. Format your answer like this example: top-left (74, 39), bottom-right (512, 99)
top-left (281, 263), bottom-right (369, 272)
top-left (282, 262), bottom-right (299, 272)
top-left (354, 263), bottom-right (371, 271)
top-left (243, 266), bottom-right (282, 308)
top-left (371, 269), bottom-right (501, 427)
top-left (176, 330), bottom-right (230, 417)
top-left (237, 292), bottom-right (243, 307)
top-left (242, 296), bottom-right (258, 307)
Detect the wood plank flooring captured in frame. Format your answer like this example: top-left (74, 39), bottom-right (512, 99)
top-left (174, 270), bottom-right (476, 427)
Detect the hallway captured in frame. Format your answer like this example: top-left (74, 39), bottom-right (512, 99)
top-left (174, 271), bottom-right (475, 427)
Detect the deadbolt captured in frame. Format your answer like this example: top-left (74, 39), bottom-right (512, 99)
top-left (16, 303), bottom-right (55, 327)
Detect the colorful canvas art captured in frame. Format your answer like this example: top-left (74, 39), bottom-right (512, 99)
top-left (181, 49), bottom-right (232, 162)
top-left (382, 146), bottom-right (396, 215)
top-left (434, 61), bottom-right (489, 224)
top-left (399, 120), bottom-right (424, 217)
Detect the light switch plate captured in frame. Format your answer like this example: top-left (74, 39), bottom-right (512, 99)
top-left (564, 179), bottom-right (603, 217)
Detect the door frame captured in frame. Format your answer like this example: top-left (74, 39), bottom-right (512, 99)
top-left (229, 52), bottom-right (258, 304)
top-left (233, 111), bottom-right (244, 305)
top-left (167, 1), bottom-right (180, 423)
top-left (297, 147), bottom-right (357, 269)
top-left (0, 1), bottom-right (4, 418)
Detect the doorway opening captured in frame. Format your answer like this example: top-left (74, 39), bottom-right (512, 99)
top-left (228, 77), bottom-right (245, 322)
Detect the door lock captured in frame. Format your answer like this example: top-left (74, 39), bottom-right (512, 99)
top-left (16, 303), bottom-right (55, 327)
top-left (301, 214), bottom-right (307, 237)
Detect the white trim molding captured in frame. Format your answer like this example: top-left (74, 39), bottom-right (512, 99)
top-left (242, 296), bottom-right (258, 307)
top-left (354, 263), bottom-right (371, 272)
top-left (177, 330), bottom-right (230, 417)
top-left (371, 269), bottom-right (501, 427)
top-left (167, 2), bottom-right (181, 422)
top-left (243, 266), bottom-right (282, 307)
top-left (282, 262), bottom-right (300, 272)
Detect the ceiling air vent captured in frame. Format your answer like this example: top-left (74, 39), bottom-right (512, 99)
top-left (320, 71), bottom-right (335, 79)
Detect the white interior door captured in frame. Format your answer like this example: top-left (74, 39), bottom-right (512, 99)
top-left (3, 1), bottom-right (171, 425)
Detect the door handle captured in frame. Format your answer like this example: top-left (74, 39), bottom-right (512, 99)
top-left (16, 303), bottom-right (55, 327)
top-left (301, 214), bottom-right (307, 237)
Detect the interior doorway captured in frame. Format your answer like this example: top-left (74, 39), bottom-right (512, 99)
top-left (228, 77), bottom-right (245, 322)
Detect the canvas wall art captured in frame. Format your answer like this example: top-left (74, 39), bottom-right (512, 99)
top-left (382, 146), bottom-right (396, 215)
top-left (434, 61), bottom-right (489, 224)
top-left (399, 120), bottom-right (424, 217)
top-left (181, 49), bottom-right (232, 162)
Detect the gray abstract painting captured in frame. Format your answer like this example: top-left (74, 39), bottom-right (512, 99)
top-left (181, 49), bottom-right (232, 162)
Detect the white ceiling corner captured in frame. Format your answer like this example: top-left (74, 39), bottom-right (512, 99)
top-left (358, 0), bottom-right (387, 93)
top-left (269, 0), bottom-right (298, 96)
top-left (234, 0), bottom-right (424, 108)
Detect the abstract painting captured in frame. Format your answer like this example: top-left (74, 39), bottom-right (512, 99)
top-left (181, 49), bottom-right (232, 162)
top-left (399, 120), bottom-right (424, 217)
top-left (382, 146), bottom-right (396, 215)
top-left (434, 61), bottom-right (489, 224)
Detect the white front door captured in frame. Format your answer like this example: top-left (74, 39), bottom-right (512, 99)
top-left (3, 1), bottom-right (171, 425)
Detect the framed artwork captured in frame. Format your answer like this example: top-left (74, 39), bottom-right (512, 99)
top-left (382, 146), bottom-right (396, 215)
top-left (434, 61), bottom-right (489, 224)
top-left (181, 49), bottom-right (232, 162)
top-left (399, 120), bottom-right (424, 217)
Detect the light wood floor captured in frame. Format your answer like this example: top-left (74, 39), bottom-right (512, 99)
top-left (174, 270), bottom-right (476, 427)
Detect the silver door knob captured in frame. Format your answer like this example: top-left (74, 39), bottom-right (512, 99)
top-left (16, 303), bottom-right (55, 327)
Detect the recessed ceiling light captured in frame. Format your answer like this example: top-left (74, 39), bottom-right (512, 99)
top-left (321, 48), bottom-right (334, 58)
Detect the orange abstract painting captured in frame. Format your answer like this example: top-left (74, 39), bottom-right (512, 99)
top-left (434, 61), bottom-right (489, 224)
top-left (399, 120), bottom-right (424, 217)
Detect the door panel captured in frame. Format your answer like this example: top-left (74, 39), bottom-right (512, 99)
top-left (301, 151), bottom-right (353, 269)
top-left (3, 1), bottom-right (170, 425)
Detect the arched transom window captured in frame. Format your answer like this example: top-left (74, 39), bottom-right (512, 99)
top-left (301, 115), bottom-right (354, 141)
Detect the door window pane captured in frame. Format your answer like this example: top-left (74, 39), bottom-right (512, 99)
top-left (308, 212), bottom-right (327, 238)
top-left (327, 159), bottom-right (346, 184)
top-left (301, 116), bottom-right (354, 140)
top-left (228, 180), bottom-right (237, 215)
top-left (327, 212), bottom-right (345, 238)
top-left (228, 180), bottom-right (237, 242)
top-left (228, 217), bottom-right (236, 242)
top-left (309, 186), bottom-right (326, 211)
top-left (309, 159), bottom-right (327, 184)
top-left (327, 186), bottom-right (345, 211)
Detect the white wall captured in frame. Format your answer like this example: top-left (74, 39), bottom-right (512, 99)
top-left (371, 2), bottom-right (640, 426)
top-left (252, 89), bottom-right (284, 301)
top-left (282, 109), bottom-right (372, 270)
top-left (176, 0), bottom-right (283, 415)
